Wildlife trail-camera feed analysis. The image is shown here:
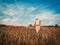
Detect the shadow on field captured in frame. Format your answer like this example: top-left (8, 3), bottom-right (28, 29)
top-left (0, 26), bottom-right (60, 45)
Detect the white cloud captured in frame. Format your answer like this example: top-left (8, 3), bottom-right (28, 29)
top-left (27, 7), bottom-right (36, 13)
top-left (3, 9), bottom-right (15, 16)
top-left (2, 18), bottom-right (30, 26)
top-left (34, 10), bottom-right (55, 20)
top-left (2, 4), bottom-right (36, 16)
top-left (33, 10), bottom-right (60, 25)
top-left (2, 18), bottom-right (10, 22)
top-left (1, 4), bottom-right (36, 26)
top-left (1, 3), bottom-right (60, 26)
top-left (2, 18), bottom-right (20, 26)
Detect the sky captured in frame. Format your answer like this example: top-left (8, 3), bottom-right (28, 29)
top-left (0, 0), bottom-right (60, 26)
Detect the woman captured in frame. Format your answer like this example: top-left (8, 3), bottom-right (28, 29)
top-left (34, 18), bottom-right (41, 33)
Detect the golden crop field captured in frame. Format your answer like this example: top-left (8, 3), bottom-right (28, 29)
top-left (0, 25), bottom-right (60, 45)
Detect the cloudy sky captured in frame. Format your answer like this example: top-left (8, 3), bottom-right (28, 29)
top-left (0, 0), bottom-right (60, 26)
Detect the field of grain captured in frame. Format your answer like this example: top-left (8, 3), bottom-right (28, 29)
top-left (0, 26), bottom-right (60, 45)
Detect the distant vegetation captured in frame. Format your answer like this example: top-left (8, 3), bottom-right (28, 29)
top-left (0, 24), bottom-right (7, 27)
top-left (0, 24), bottom-right (60, 27)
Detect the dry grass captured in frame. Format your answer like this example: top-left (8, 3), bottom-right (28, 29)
top-left (0, 26), bottom-right (60, 45)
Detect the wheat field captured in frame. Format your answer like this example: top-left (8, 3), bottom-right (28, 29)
top-left (0, 26), bottom-right (60, 45)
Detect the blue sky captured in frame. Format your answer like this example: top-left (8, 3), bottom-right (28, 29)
top-left (0, 0), bottom-right (60, 26)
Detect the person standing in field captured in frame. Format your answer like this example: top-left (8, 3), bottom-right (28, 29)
top-left (34, 18), bottom-right (41, 33)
